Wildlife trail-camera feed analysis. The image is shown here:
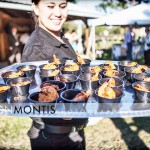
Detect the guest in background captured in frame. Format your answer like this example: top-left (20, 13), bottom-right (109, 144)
top-left (144, 27), bottom-right (150, 66)
top-left (70, 30), bottom-right (79, 53)
top-left (8, 26), bottom-right (21, 64)
top-left (124, 26), bottom-right (134, 61)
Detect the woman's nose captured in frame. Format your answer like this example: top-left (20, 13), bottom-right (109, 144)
top-left (53, 6), bottom-right (61, 17)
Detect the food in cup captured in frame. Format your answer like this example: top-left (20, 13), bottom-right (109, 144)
top-left (0, 86), bottom-right (10, 93)
top-left (73, 89), bottom-right (91, 101)
top-left (52, 54), bottom-right (61, 65)
top-left (39, 86), bottom-right (59, 102)
top-left (64, 62), bottom-right (79, 71)
top-left (7, 71), bottom-right (23, 78)
top-left (90, 73), bottom-right (99, 81)
top-left (97, 82), bottom-right (116, 99)
top-left (12, 81), bottom-right (31, 86)
top-left (127, 62), bottom-right (137, 67)
top-left (77, 55), bottom-right (85, 64)
top-left (103, 61), bottom-right (116, 70)
top-left (43, 63), bottom-right (57, 70)
top-left (41, 82), bottom-right (59, 91)
top-left (134, 84), bottom-right (149, 92)
top-left (90, 66), bottom-right (101, 74)
top-left (132, 65), bottom-right (148, 73)
top-left (143, 77), bottom-right (150, 82)
top-left (48, 70), bottom-right (60, 77)
top-left (104, 69), bottom-right (119, 77)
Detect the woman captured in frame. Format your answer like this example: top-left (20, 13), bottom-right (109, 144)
top-left (22, 0), bottom-right (88, 150)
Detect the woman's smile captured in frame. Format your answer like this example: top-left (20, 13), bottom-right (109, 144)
top-left (51, 19), bottom-right (62, 25)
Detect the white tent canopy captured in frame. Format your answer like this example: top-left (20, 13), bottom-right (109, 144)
top-left (86, 3), bottom-right (150, 60)
top-left (0, 0), bottom-right (101, 19)
top-left (88, 3), bottom-right (150, 26)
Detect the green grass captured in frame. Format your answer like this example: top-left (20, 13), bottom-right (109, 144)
top-left (0, 116), bottom-right (32, 150)
top-left (99, 48), bottom-right (145, 65)
top-left (0, 116), bottom-right (150, 150)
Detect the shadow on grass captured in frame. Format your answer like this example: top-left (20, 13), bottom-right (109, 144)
top-left (111, 118), bottom-right (150, 150)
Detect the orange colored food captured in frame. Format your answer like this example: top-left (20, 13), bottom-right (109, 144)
top-left (73, 89), bottom-right (91, 101)
top-left (97, 82), bottom-right (116, 99)
top-left (127, 62), bottom-right (137, 66)
top-left (39, 86), bottom-right (58, 102)
top-left (21, 67), bottom-right (32, 71)
top-left (134, 84), bottom-right (149, 92)
top-left (90, 73), bottom-right (99, 81)
top-left (132, 65), bottom-right (148, 73)
top-left (104, 61), bottom-right (116, 70)
top-left (107, 78), bottom-right (116, 87)
top-left (41, 82), bottom-right (59, 91)
top-left (0, 86), bottom-right (10, 93)
top-left (90, 66), bottom-right (101, 74)
top-left (59, 77), bottom-right (69, 82)
top-left (12, 81), bottom-right (30, 86)
top-left (8, 71), bottom-right (23, 78)
top-left (143, 77), bottom-right (150, 82)
top-left (64, 62), bottom-right (79, 71)
top-left (77, 55), bottom-right (85, 64)
top-left (104, 70), bottom-right (119, 77)
top-left (43, 63), bottom-right (57, 70)
top-left (53, 54), bottom-right (61, 65)
top-left (49, 70), bottom-right (60, 77)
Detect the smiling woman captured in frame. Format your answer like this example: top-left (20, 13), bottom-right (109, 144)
top-left (22, 0), bottom-right (88, 150)
top-left (32, 0), bottom-right (68, 37)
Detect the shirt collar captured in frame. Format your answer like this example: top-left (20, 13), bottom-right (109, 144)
top-left (36, 26), bottom-right (68, 48)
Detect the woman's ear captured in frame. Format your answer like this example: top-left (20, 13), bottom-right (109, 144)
top-left (32, 4), bottom-right (39, 16)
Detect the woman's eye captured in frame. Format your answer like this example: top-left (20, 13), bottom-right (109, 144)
top-left (48, 5), bottom-right (54, 9)
top-left (60, 5), bottom-right (67, 9)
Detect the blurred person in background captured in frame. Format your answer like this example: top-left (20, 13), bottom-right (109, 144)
top-left (8, 26), bottom-right (21, 64)
top-left (70, 29), bottom-right (79, 53)
top-left (144, 27), bottom-right (150, 65)
top-left (124, 26), bottom-right (135, 61)
top-left (19, 32), bottom-right (30, 54)
top-left (22, 0), bottom-right (88, 149)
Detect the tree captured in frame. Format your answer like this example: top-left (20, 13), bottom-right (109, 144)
top-left (98, 0), bottom-right (149, 13)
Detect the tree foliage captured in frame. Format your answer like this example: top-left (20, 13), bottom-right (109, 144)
top-left (98, 0), bottom-right (149, 13)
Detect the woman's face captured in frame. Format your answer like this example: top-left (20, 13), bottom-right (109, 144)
top-left (33, 0), bottom-right (68, 33)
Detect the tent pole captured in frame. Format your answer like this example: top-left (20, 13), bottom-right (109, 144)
top-left (92, 25), bottom-right (96, 60)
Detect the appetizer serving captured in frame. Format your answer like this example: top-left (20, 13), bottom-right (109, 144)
top-left (0, 85), bottom-right (10, 93)
top-left (103, 61), bottom-right (116, 70)
top-left (64, 62), bottom-right (79, 71)
top-left (97, 82), bottom-right (116, 99)
top-left (39, 85), bottom-right (59, 102)
top-left (132, 65), bottom-right (148, 73)
top-left (7, 71), bottom-right (23, 78)
top-left (73, 89), bottom-right (91, 101)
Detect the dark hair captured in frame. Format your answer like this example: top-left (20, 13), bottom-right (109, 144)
top-left (32, 0), bottom-right (40, 4)
top-left (32, 0), bottom-right (69, 4)
top-left (31, 0), bottom-right (40, 25)
top-left (145, 27), bottom-right (149, 32)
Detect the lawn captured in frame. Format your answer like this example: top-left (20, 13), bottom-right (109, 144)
top-left (0, 116), bottom-right (149, 150)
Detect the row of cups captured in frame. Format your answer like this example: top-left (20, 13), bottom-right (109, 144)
top-left (0, 60), bottom-right (150, 103)
top-left (1, 75), bottom-right (149, 104)
top-left (1, 63), bottom-right (149, 86)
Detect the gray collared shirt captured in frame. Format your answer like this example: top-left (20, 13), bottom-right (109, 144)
top-left (22, 26), bottom-right (88, 126)
top-left (22, 26), bottom-right (77, 62)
